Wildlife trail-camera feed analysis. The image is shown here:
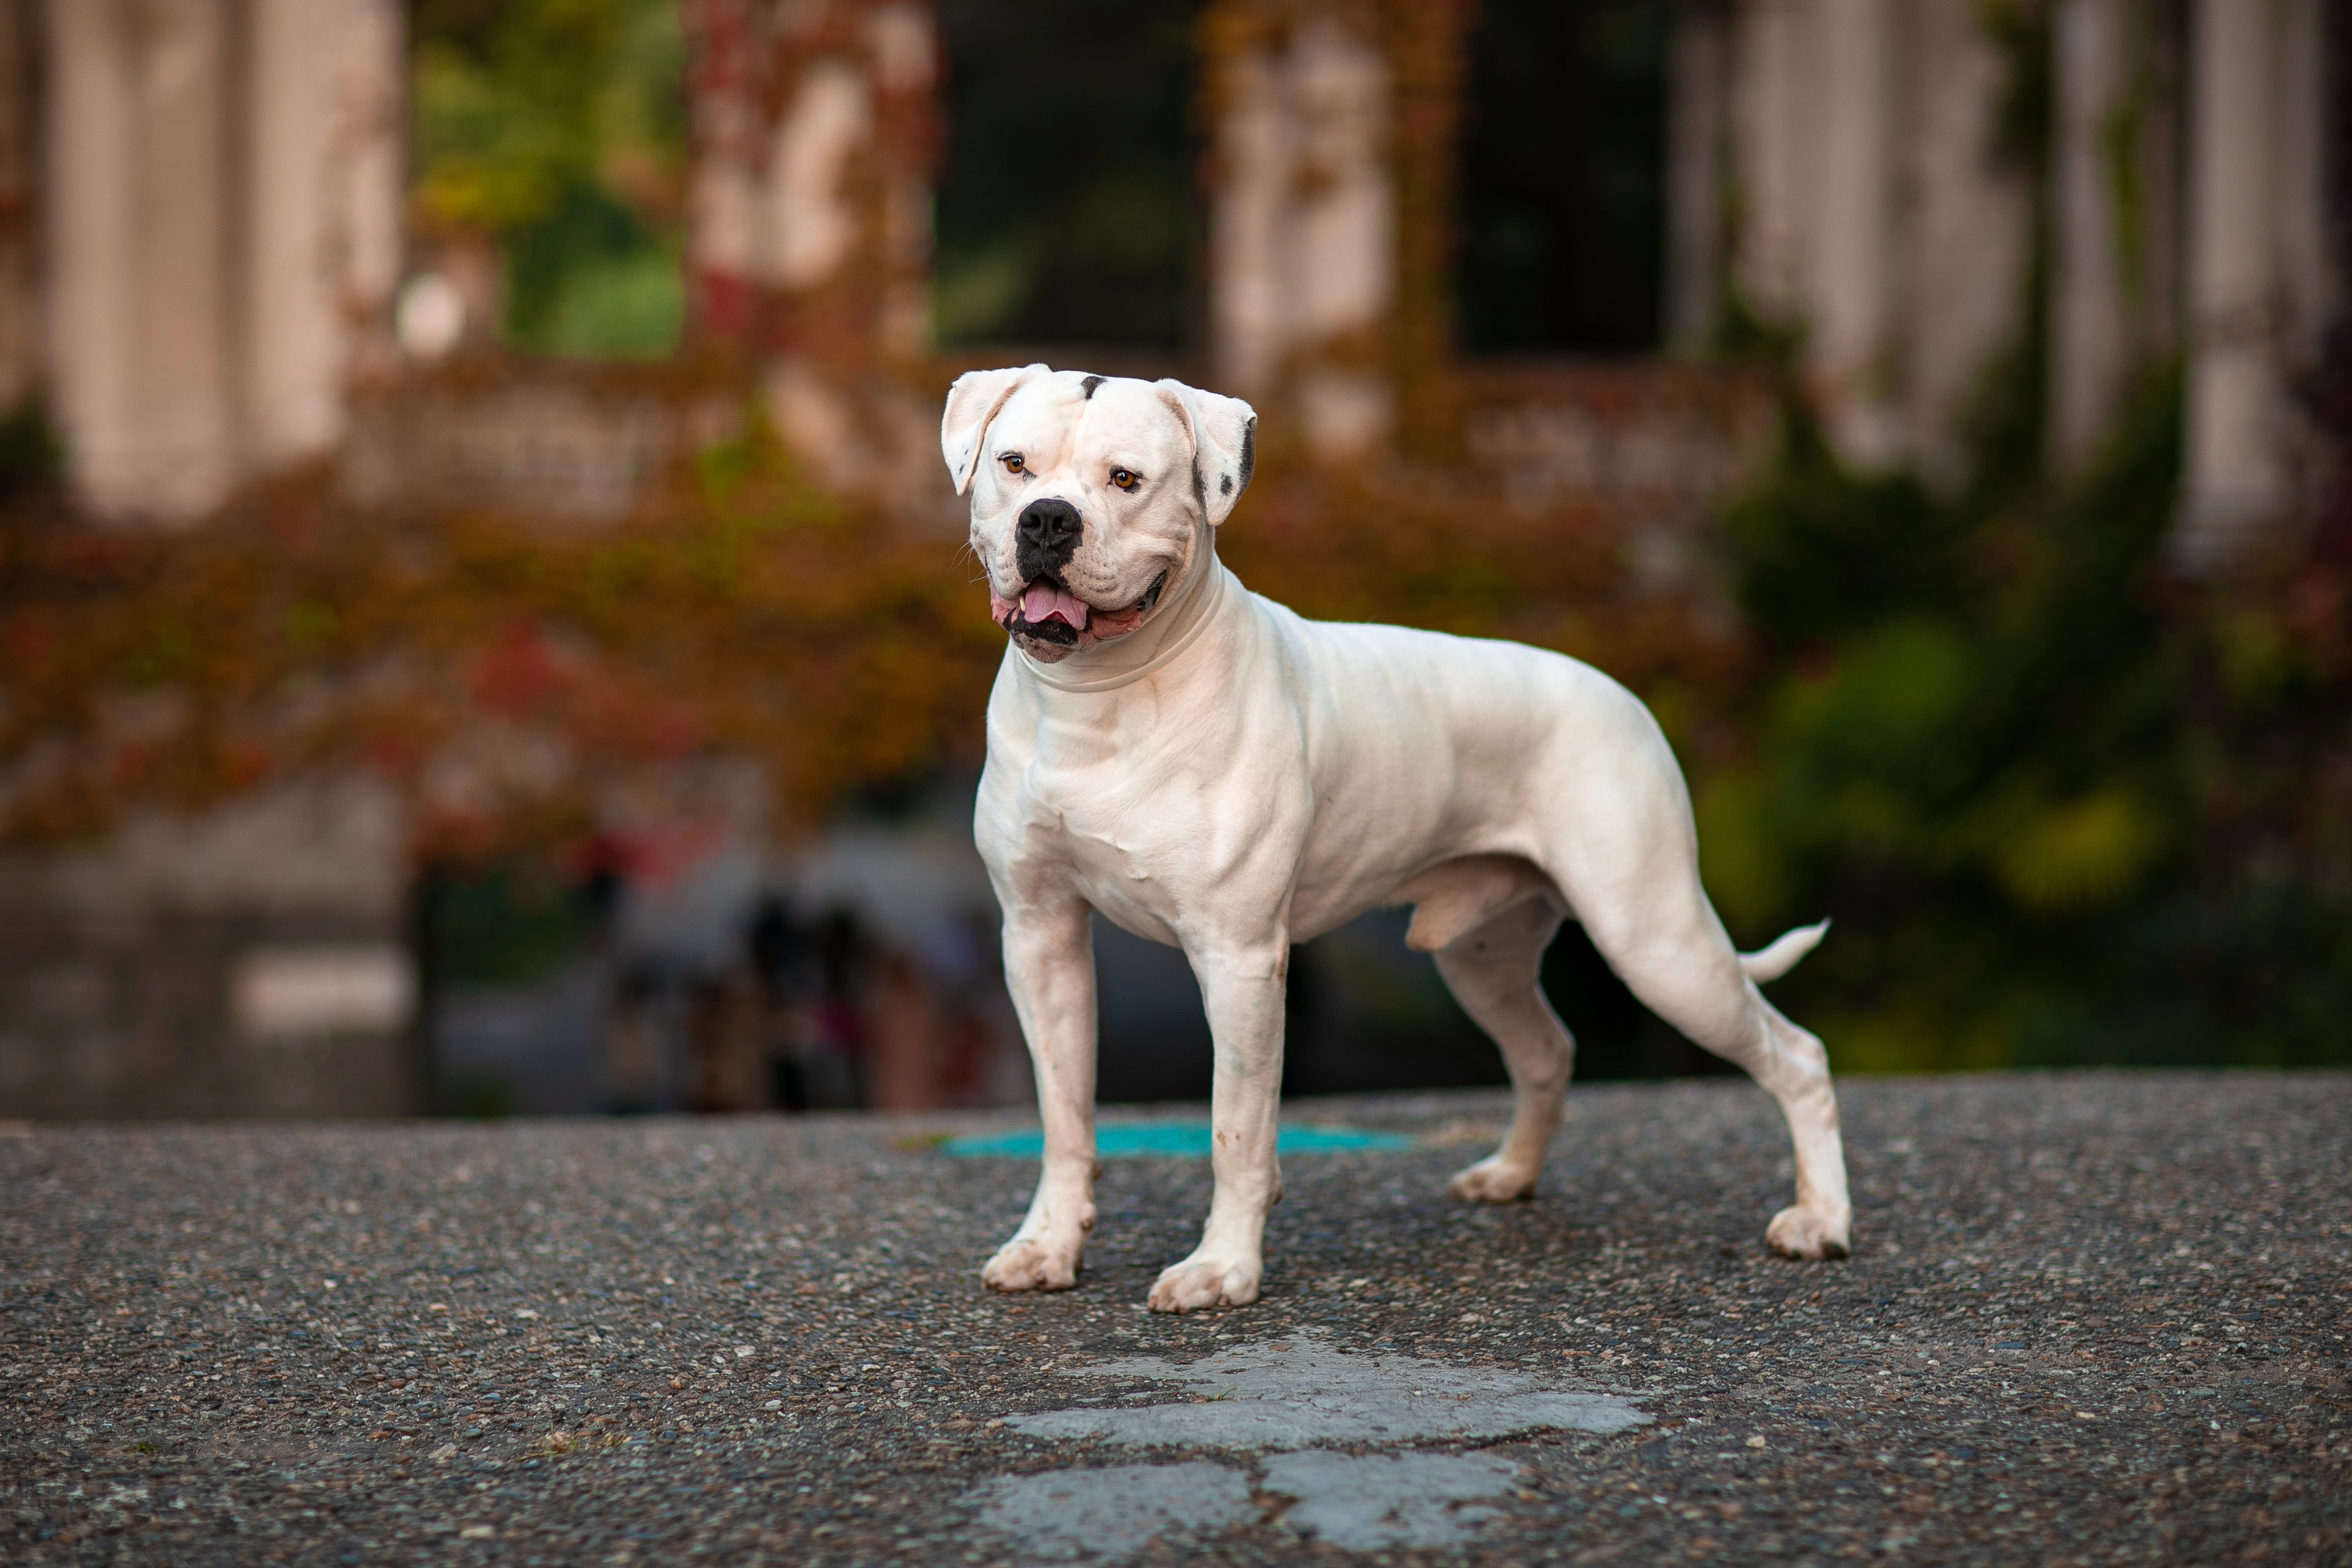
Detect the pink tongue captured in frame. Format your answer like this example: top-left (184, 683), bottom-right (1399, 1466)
top-left (1021, 581), bottom-right (1091, 630)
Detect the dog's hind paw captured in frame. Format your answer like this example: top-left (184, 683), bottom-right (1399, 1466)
top-left (981, 1238), bottom-right (1081, 1292)
top-left (1447, 1155), bottom-right (1539, 1204)
top-left (1147, 1255), bottom-right (1260, 1313)
top-left (1765, 1205), bottom-right (1851, 1260)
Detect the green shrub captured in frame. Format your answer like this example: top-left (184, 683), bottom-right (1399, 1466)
top-left (1705, 367), bottom-right (2351, 1071)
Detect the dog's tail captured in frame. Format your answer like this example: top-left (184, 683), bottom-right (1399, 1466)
top-left (1737, 920), bottom-right (1830, 983)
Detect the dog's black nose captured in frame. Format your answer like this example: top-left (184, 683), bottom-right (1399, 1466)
top-left (1015, 498), bottom-right (1083, 581)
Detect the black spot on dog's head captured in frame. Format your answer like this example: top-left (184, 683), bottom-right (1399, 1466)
top-left (1237, 420), bottom-right (1256, 490)
top-left (1081, 375), bottom-right (1105, 401)
top-left (1219, 474), bottom-right (1232, 496)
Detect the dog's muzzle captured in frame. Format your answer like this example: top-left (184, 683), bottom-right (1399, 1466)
top-left (1015, 498), bottom-right (1082, 584)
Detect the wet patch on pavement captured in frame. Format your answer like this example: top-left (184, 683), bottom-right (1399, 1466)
top-left (1260, 1449), bottom-right (1523, 1551)
top-left (1003, 1329), bottom-right (1649, 1446)
top-left (960, 1333), bottom-right (1634, 1558)
top-left (966, 1462), bottom-right (1256, 1561)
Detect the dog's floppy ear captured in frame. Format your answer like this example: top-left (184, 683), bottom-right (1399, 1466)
top-left (1154, 379), bottom-right (1258, 527)
top-left (941, 364), bottom-right (1049, 496)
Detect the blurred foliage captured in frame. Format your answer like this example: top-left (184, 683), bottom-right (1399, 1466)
top-left (1698, 366), bottom-right (2352, 1071)
top-left (413, 0), bottom-right (687, 357)
top-left (0, 402), bottom-right (63, 505)
top-left (933, 0), bottom-right (1201, 347)
top-left (0, 407), bottom-right (1002, 861)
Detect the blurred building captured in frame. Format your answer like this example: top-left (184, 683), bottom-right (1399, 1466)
top-left (1, 0), bottom-right (404, 521)
top-left (0, 0), bottom-right (2343, 1117)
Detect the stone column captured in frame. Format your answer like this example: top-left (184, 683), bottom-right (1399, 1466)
top-left (241, 0), bottom-right (404, 470)
top-left (245, 0), bottom-right (343, 468)
top-left (2178, 0), bottom-right (2332, 566)
top-left (1666, 0), bottom-right (1731, 352)
top-left (1204, 2), bottom-right (1400, 462)
top-left (683, 0), bottom-right (771, 343)
top-left (44, 0), bottom-right (135, 511)
top-left (2179, 0), bottom-right (2279, 559)
top-left (1807, 0), bottom-right (1900, 466)
top-left (1728, 0), bottom-right (1806, 325)
top-left (1902, 0), bottom-right (2031, 485)
top-left (683, 1), bottom-right (939, 501)
top-left (2050, 0), bottom-right (2135, 472)
top-left (683, 0), bottom-right (935, 364)
top-left (130, 0), bottom-right (237, 519)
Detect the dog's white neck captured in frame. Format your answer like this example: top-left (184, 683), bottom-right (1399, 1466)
top-left (1014, 540), bottom-right (1234, 694)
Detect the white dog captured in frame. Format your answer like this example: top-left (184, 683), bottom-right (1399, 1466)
top-left (945, 365), bottom-right (1851, 1313)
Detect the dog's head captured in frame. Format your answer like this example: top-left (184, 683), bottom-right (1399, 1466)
top-left (942, 366), bottom-right (1256, 662)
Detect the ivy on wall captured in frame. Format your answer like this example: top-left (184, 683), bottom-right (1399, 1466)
top-left (0, 414), bottom-right (997, 859)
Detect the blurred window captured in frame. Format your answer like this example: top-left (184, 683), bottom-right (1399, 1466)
top-left (1456, 0), bottom-right (1669, 356)
top-left (932, 0), bottom-right (1203, 350)
top-left (411, 0), bottom-right (688, 360)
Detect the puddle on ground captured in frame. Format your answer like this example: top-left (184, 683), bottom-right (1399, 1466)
top-left (1261, 1449), bottom-right (1524, 1550)
top-left (965, 1463), bottom-right (1255, 1561)
top-left (1005, 1330), bottom-right (1651, 1448)
top-left (962, 1332), bottom-right (1647, 1560)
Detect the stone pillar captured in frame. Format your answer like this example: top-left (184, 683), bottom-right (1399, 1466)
top-left (1807, 0), bottom-right (1900, 466)
top-left (2049, 0), bottom-right (2135, 472)
top-left (683, 0), bottom-right (939, 500)
top-left (43, 0), bottom-right (135, 506)
top-left (130, 0), bottom-right (237, 519)
top-left (684, 0), bottom-right (935, 366)
top-left (1902, 0), bottom-right (2031, 484)
top-left (0, 0), bottom-right (36, 415)
top-left (242, 0), bottom-right (404, 469)
top-left (2178, 0), bottom-right (2332, 565)
top-left (761, 2), bottom-right (936, 367)
top-left (683, 0), bottom-right (771, 343)
top-left (1728, 0), bottom-right (1806, 324)
top-left (1205, 2), bottom-right (1401, 463)
top-left (1666, 2), bottom-right (1731, 352)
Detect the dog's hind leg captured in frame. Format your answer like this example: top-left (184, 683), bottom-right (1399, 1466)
top-left (1433, 896), bottom-right (1575, 1203)
top-left (1582, 895), bottom-right (1852, 1259)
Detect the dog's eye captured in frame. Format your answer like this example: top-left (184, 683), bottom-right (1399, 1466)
top-left (1110, 468), bottom-right (1138, 491)
top-left (1001, 454), bottom-right (1025, 476)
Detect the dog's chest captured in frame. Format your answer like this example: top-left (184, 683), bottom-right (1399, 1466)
top-left (993, 689), bottom-right (1287, 917)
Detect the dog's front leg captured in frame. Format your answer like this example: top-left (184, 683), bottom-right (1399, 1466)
top-left (1148, 943), bottom-right (1287, 1312)
top-left (983, 897), bottom-right (1098, 1292)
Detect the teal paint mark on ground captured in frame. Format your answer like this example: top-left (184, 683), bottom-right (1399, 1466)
top-left (942, 1122), bottom-right (1417, 1159)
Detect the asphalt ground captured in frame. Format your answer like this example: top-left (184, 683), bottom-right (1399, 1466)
top-left (3, 1070), bottom-right (2347, 1566)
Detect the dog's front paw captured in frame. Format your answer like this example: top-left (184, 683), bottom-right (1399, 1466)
top-left (1146, 1254), bottom-right (1260, 1314)
top-left (1765, 1204), bottom-right (1851, 1260)
top-left (981, 1236), bottom-right (1081, 1292)
top-left (1447, 1155), bottom-right (1539, 1204)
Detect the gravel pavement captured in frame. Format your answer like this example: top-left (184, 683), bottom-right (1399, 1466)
top-left (4, 1071), bottom-right (2347, 1565)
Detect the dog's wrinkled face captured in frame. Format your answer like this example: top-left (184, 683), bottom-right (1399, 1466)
top-left (942, 366), bottom-right (1256, 663)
